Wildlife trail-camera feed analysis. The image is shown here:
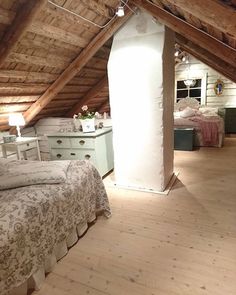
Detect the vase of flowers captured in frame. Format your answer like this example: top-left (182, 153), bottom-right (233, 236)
top-left (73, 105), bottom-right (96, 133)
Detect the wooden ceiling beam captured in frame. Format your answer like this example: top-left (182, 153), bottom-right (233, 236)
top-left (0, 0), bottom-right (47, 68)
top-left (67, 76), bottom-right (108, 117)
top-left (176, 34), bottom-right (236, 83)
top-left (154, 0), bottom-right (236, 39)
top-left (21, 8), bottom-right (133, 127)
top-left (132, 0), bottom-right (236, 68)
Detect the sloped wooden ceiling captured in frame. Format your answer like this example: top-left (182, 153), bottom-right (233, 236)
top-left (0, 0), bottom-right (235, 131)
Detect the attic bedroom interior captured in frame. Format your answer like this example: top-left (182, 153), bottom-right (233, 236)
top-left (0, 0), bottom-right (236, 294)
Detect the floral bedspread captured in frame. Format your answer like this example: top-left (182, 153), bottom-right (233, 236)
top-left (0, 160), bottom-right (111, 293)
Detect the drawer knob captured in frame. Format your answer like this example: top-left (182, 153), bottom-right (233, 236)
top-left (56, 154), bottom-right (62, 158)
top-left (79, 140), bottom-right (85, 145)
top-left (70, 153), bottom-right (76, 156)
top-left (57, 140), bottom-right (62, 144)
top-left (85, 154), bottom-right (91, 160)
top-left (27, 143), bottom-right (29, 147)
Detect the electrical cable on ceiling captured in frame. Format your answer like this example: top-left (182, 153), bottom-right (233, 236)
top-left (48, 0), bottom-right (135, 29)
top-left (145, 0), bottom-right (236, 52)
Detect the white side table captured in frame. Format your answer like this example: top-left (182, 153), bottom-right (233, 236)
top-left (1, 137), bottom-right (41, 161)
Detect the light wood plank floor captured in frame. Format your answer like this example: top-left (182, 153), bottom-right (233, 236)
top-left (34, 137), bottom-right (236, 295)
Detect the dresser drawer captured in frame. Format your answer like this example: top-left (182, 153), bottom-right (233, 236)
top-left (70, 137), bottom-right (95, 149)
top-left (48, 137), bottom-right (71, 148)
top-left (77, 149), bottom-right (96, 162)
top-left (19, 141), bottom-right (37, 151)
top-left (51, 149), bottom-right (71, 160)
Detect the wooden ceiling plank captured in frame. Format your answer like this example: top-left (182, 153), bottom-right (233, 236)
top-left (29, 21), bottom-right (88, 48)
top-left (67, 75), bottom-right (108, 117)
top-left (132, 0), bottom-right (236, 68)
top-left (8, 52), bottom-right (71, 68)
top-left (0, 95), bottom-right (39, 103)
top-left (97, 99), bottom-right (109, 113)
top-left (21, 9), bottom-right (133, 127)
top-left (80, 0), bottom-right (114, 19)
top-left (176, 34), bottom-right (236, 83)
top-left (0, 0), bottom-right (47, 68)
top-left (45, 2), bottom-right (99, 34)
top-left (0, 7), bottom-right (15, 25)
top-left (154, 0), bottom-right (236, 38)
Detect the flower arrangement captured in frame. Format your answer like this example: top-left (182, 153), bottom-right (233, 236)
top-left (73, 105), bottom-right (97, 120)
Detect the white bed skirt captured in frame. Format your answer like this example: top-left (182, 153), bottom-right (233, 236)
top-left (8, 216), bottom-right (95, 295)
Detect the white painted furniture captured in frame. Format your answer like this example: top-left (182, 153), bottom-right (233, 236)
top-left (47, 128), bottom-right (114, 177)
top-left (1, 137), bottom-right (41, 160)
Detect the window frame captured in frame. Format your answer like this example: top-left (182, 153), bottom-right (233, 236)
top-left (175, 73), bottom-right (207, 105)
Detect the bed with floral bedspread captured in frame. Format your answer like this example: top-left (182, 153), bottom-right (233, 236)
top-left (0, 159), bottom-right (111, 295)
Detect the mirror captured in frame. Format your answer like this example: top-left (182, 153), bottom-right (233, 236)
top-left (214, 79), bottom-right (224, 96)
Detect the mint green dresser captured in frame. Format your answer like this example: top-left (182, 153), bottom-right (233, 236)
top-left (47, 128), bottom-right (114, 177)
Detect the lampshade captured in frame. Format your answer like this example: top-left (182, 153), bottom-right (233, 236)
top-left (116, 6), bottom-right (124, 17)
top-left (9, 113), bottom-right (25, 126)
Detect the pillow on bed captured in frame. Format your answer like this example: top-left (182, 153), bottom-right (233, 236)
top-left (199, 107), bottom-right (218, 116)
top-left (0, 160), bottom-right (70, 190)
top-left (179, 107), bottom-right (197, 118)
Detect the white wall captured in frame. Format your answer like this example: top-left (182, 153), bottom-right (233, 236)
top-left (108, 12), bottom-right (174, 192)
top-left (175, 56), bottom-right (236, 107)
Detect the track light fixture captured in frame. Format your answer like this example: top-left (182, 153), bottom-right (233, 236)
top-left (116, 6), bottom-right (125, 17)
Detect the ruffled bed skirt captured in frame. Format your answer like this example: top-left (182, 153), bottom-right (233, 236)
top-left (8, 216), bottom-right (95, 295)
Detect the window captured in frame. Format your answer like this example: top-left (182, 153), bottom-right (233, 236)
top-left (176, 79), bottom-right (202, 103)
top-left (175, 77), bottom-right (206, 104)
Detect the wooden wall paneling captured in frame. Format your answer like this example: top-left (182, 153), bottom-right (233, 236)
top-left (67, 75), bottom-right (108, 117)
top-left (157, 0), bottom-right (236, 39)
top-left (133, 0), bottom-right (236, 68)
top-left (0, 0), bottom-right (48, 68)
top-left (20, 9), bottom-right (133, 127)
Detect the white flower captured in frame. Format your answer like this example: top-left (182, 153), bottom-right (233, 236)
top-left (82, 105), bottom-right (88, 111)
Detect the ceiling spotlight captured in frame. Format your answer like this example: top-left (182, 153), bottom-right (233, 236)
top-left (182, 56), bottom-right (186, 62)
top-left (174, 51), bottom-right (179, 57)
top-left (116, 6), bottom-right (124, 17)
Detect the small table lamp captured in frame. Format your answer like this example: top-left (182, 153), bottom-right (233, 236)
top-left (9, 113), bottom-right (25, 137)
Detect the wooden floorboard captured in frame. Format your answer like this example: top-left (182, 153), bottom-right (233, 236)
top-left (33, 137), bottom-right (236, 295)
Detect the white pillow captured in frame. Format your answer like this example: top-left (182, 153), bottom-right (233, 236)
top-left (199, 107), bottom-right (218, 116)
top-left (179, 107), bottom-right (196, 118)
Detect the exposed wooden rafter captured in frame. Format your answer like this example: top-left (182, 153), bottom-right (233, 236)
top-left (132, 0), bottom-right (236, 68)
top-left (176, 34), bottom-right (236, 83)
top-left (67, 76), bottom-right (108, 117)
top-left (20, 8), bottom-right (133, 128)
top-left (155, 0), bottom-right (236, 39)
top-left (0, 0), bottom-right (47, 68)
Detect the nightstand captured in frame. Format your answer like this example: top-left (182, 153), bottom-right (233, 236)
top-left (1, 137), bottom-right (41, 160)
